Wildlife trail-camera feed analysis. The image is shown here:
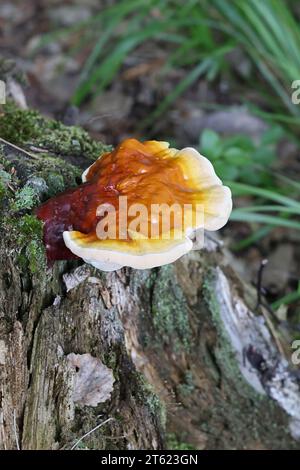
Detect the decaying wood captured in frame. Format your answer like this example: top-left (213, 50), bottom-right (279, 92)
top-left (0, 105), bottom-right (300, 450)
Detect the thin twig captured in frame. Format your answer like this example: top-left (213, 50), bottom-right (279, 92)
top-left (28, 145), bottom-right (50, 153)
top-left (71, 417), bottom-right (114, 450)
top-left (0, 137), bottom-right (39, 159)
top-left (86, 112), bottom-right (120, 124)
top-left (255, 258), bottom-right (268, 310)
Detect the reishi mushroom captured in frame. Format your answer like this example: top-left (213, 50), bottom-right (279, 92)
top-left (36, 138), bottom-right (232, 271)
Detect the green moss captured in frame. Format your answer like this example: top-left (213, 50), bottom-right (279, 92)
top-left (151, 265), bottom-right (191, 352)
top-left (37, 121), bottom-right (108, 160)
top-left (36, 156), bottom-right (80, 194)
top-left (0, 169), bottom-right (11, 184)
top-left (0, 168), bottom-right (11, 202)
top-left (147, 392), bottom-right (166, 426)
top-left (136, 373), bottom-right (166, 429)
top-left (11, 186), bottom-right (39, 211)
top-left (0, 102), bottom-right (110, 198)
top-left (16, 215), bottom-right (46, 274)
top-left (17, 214), bottom-right (43, 239)
top-left (0, 101), bottom-right (42, 144)
top-left (25, 239), bottom-right (46, 274)
top-left (166, 433), bottom-right (197, 450)
top-left (1, 214), bottom-right (46, 275)
top-left (0, 103), bottom-right (108, 276)
top-left (45, 173), bottom-right (65, 196)
top-left (104, 350), bottom-right (118, 371)
top-left (177, 371), bottom-right (195, 397)
top-left (0, 181), bottom-right (6, 203)
top-left (0, 171), bottom-right (10, 209)
top-left (0, 101), bottom-right (109, 160)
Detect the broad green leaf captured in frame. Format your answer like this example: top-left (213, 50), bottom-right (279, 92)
top-left (200, 129), bottom-right (222, 159)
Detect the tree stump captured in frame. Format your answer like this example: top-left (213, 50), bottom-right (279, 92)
top-left (0, 103), bottom-right (300, 450)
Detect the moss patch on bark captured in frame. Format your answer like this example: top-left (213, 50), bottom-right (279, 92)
top-left (0, 101), bottom-right (109, 160)
top-left (0, 102), bottom-right (110, 276)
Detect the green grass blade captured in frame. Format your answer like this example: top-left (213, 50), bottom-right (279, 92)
top-left (230, 210), bottom-right (300, 230)
top-left (235, 205), bottom-right (300, 215)
top-left (138, 58), bottom-right (213, 131)
top-left (231, 225), bottom-right (273, 251)
top-left (272, 282), bottom-right (300, 310)
top-left (228, 181), bottom-right (300, 210)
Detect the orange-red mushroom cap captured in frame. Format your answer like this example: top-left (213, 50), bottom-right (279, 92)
top-left (37, 139), bottom-right (232, 271)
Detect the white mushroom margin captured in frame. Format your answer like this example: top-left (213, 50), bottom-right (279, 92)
top-left (63, 146), bottom-right (232, 271)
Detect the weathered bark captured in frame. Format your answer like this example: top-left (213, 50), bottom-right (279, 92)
top-left (0, 104), bottom-right (300, 450)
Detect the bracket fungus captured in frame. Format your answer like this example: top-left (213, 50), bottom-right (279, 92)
top-left (36, 139), bottom-right (232, 271)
